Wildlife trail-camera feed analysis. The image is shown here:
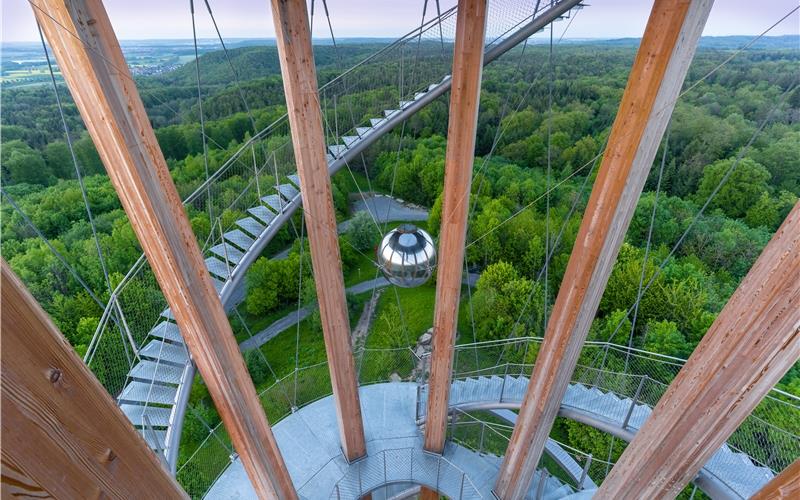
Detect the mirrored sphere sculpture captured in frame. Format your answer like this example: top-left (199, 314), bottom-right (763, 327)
top-left (376, 224), bottom-right (437, 288)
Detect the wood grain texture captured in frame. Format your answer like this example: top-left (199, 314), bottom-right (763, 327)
top-left (30, 1), bottom-right (296, 497)
top-left (269, 0), bottom-right (366, 461)
top-left (493, 1), bottom-right (713, 498)
top-left (597, 202), bottom-right (800, 498)
top-left (1, 261), bottom-right (187, 499)
top-left (424, 0), bottom-right (488, 454)
top-left (751, 458), bottom-right (800, 500)
top-left (419, 485), bottom-right (441, 500)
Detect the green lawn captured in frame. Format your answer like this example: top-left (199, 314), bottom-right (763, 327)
top-left (366, 282), bottom-right (436, 348)
top-left (343, 251), bottom-right (380, 287)
top-left (335, 169), bottom-right (384, 197)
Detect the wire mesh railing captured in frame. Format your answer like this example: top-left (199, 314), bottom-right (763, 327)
top-left (330, 447), bottom-right (483, 500)
top-left (443, 337), bottom-right (800, 496)
top-left (446, 410), bottom-right (612, 496)
top-left (176, 346), bottom-right (420, 498)
top-left (175, 338), bottom-right (798, 498)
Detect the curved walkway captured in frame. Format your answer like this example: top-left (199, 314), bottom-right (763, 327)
top-left (417, 376), bottom-right (775, 499)
top-left (206, 383), bottom-right (570, 499)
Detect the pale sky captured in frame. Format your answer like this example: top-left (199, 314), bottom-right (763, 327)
top-left (3, 1), bottom-right (799, 42)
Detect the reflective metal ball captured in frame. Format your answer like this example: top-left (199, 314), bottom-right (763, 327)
top-left (376, 224), bottom-right (436, 288)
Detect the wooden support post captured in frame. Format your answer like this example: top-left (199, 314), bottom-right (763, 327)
top-left (597, 203), bottom-right (800, 498)
top-left (424, 0), bottom-right (488, 454)
top-left (269, 0), bottom-right (366, 461)
top-left (751, 458), bottom-right (800, 500)
top-left (493, 1), bottom-right (713, 497)
top-left (30, 1), bottom-right (296, 498)
top-left (1, 261), bottom-right (187, 499)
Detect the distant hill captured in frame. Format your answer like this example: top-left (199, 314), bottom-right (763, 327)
top-left (152, 43), bottom-right (387, 87)
top-left (588, 35), bottom-right (799, 50)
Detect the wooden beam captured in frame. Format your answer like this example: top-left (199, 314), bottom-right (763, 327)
top-left (269, 0), bottom-right (366, 461)
top-left (424, 0), bottom-right (489, 454)
top-left (751, 458), bottom-right (800, 500)
top-left (30, 1), bottom-right (296, 498)
top-left (1, 261), bottom-right (187, 499)
top-left (597, 202), bottom-right (800, 498)
top-left (493, 1), bottom-right (713, 497)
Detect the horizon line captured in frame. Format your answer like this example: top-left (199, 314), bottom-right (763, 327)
top-left (2, 33), bottom-right (798, 44)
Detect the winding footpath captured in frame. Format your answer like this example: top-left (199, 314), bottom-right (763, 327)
top-left (239, 273), bottom-right (479, 352)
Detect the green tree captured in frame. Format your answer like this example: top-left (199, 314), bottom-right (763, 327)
top-left (43, 140), bottom-right (74, 180)
top-left (245, 350), bottom-right (270, 386)
top-left (1, 140), bottom-right (50, 185)
top-left (744, 191), bottom-right (779, 229)
top-left (347, 210), bottom-right (379, 251)
top-left (695, 158), bottom-right (770, 219)
top-left (643, 320), bottom-right (690, 358)
top-left (753, 132), bottom-right (800, 195)
top-left (473, 261), bottom-right (542, 341)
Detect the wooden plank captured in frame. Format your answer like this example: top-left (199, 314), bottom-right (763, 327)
top-left (1, 261), bottom-right (187, 499)
top-left (269, 0), bottom-right (366, 461)
top-left (751, 458), bottom-right (800, 500)
top-left (424, 0), bottom-right (489, 454)
top-left (29, 1), bottom-right (296, 498)
top-left (598, 202), bottom-right (800, 498)
top-left (493, 1), bottom-right (713, 497)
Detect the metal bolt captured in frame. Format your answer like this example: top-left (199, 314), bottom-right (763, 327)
top-left (49, 368), bottom-right (62, 383)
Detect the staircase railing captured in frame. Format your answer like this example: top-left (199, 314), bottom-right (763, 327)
top-left (447, 411), bottom-right (611, 494)
top-left (329, 447), bottom-right (483, 500)
top-left (435, 337), bottom-right (800, 497)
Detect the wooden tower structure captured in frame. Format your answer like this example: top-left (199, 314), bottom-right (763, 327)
top-left (3, 0), bottom-right (798, 499)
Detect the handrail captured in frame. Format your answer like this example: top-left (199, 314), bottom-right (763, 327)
top-left (329, 446), bottom-right (483, 499)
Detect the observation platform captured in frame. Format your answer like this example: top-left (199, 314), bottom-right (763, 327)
top-left (206, 383), bottom-right (573, 499)
top-left (207, 377), bottom-right (773, 499)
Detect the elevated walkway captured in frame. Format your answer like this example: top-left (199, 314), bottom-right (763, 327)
top-left (206, 383), bottom-right (573, 499)
top-left (205, 375), bottom-right (777, 499)
top-left (417, 375), bottom-right (775, 499)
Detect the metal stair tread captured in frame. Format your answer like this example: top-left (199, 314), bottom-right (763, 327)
top-left (248, 205), bottom-right (276, 224)
top-left (119, 381), bottom-right (178, 406)
top-left (160, 307), bottom-right (174, 321)
top-left (129, 359), bottom-right (183, 386)
top-left (139, 428), bottom-right (168, 452)
top-left (121, 403), bottom-right (172, 428)
top-left (205, 256), bottom-right (232, 279)
top-left (276, 183), bottom-right (299, 201)
top-left (149, 321), bottom-right (182, 344)
top-left (287, 173), bottom-right (301, 187)
top-left (342, 135), bottom-right (359, 147)
top-left (211, 276), bottom-right (225, 294)
top-left (261, 194), bottom-right (285, 213)
top-left (356, 127), bottom-right (372, 137)
top-left (329, 144), bottom-right (347, 157)
top-left (223, 229), bottom-right (255, 251)
top-left (139, 340), bottom-right (189, 366)
top-left (209, 242), bottom-right (244, 265)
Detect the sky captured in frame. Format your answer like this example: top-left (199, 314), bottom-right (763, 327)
top-left (3, 1), bottom-right (798, 43)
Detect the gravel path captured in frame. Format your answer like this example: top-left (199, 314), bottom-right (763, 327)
top-left (239, 273), bottom-right (479, 352)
